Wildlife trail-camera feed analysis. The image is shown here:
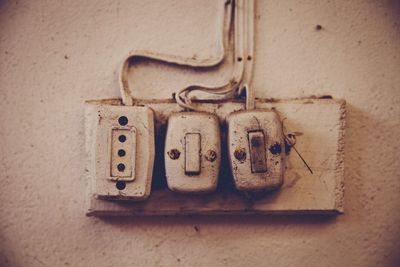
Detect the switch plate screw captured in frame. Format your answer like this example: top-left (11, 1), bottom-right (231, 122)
top-left (167, 149), bottom-right (181, 160)
top-left (205, 150), bottom-right (217, 162)
top-left (269, 143), bottom-right (282, 155)
top-left (234, 148), bottom-right (247, 162)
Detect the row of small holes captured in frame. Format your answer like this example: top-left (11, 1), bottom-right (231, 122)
top-left (116, 116), bottom-right (128, 190)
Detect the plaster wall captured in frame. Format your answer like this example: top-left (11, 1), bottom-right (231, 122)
top-left (0, 0), bottom-right (399, 266)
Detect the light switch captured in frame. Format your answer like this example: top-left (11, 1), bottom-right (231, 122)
top-left (88, 104), bottom-right (155, 200)
top-left (248, 131), bottom-right (267, 173)
top-left (227, 110), bottom-right (285, 191)
top-left (185, 133), bottom-right (201, 175)
top-left (165, 112), bottom-right (220, 193)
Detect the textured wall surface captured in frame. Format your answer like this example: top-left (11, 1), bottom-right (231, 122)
top-left (0, 0), bottom-right (399, 266)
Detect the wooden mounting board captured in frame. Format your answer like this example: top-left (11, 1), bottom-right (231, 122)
top-left (85, 98), bottom-right (345, 216)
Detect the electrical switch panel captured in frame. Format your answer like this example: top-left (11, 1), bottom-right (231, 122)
top-left (227, 110), bottom-right (285, 191)
top-left (91, 105), bottom-right (155, 200)
top-left (164, 112), bottom-right (221, 193)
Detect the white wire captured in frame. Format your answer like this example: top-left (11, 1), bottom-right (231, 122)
top-left (118, 0), bottom-right (255, 110)
top-left (176, 0), bottom-right (247, 110)
top-left (242, 0), bottom-right (255, 110)
top-left (118, 0), bottom-right (228, 106)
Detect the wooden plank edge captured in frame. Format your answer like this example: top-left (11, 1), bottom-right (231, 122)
top-left (334, 100), bottom-right (346, 213)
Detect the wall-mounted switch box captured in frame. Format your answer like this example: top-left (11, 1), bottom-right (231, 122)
top-left (227, 110), bottom-right (285, 191)
top-left (86, 99), bottom-right (345, 216)
top-left (164, 112), bottom-right (221, 194)
top-left (88, 104), bottom-right (155, 200)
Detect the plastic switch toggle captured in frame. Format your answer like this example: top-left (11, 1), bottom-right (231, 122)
top-left (185, 133), bottom-right (201, 175)
top-left (248, 131), bottom-right (267, 173)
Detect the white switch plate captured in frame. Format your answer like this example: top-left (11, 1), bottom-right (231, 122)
top-left (227, 110), bottom-right (285, 191)
top-left (85, 102), bottom-right (155, 201)
top-left (164, 112), bottom-right (221, 193)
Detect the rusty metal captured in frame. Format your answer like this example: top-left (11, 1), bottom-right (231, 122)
top-left (167, 149), bottom-right (181, 160)
top-left (234, 148), bottom-right (247, 162)
top-left (205, 149), bottom-right (218, 162)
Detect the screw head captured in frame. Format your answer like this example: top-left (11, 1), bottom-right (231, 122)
top-left (234, 148), bottom-right (247, 162)
top-left (269, 143), bottom-right (282, 155)
top-left (167, 149), bottom-right (181, 160)
top-left (205, 150), bottom-right (217, 162)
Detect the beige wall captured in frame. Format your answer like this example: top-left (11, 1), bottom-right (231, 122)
top-left (0, 0), bottom-right (399, 266)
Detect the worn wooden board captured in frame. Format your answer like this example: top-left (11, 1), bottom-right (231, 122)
top-left (85, 97), bottom-right (345, 216)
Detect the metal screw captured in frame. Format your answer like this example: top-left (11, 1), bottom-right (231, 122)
top-left (234, 148), bottom-right (247, 162)
top-left (167, 149), bottom-right (180, 160)
top-left (269, 143), bottom-right (282, 155)
top-left (205, 150), bottom-right (217, 162)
